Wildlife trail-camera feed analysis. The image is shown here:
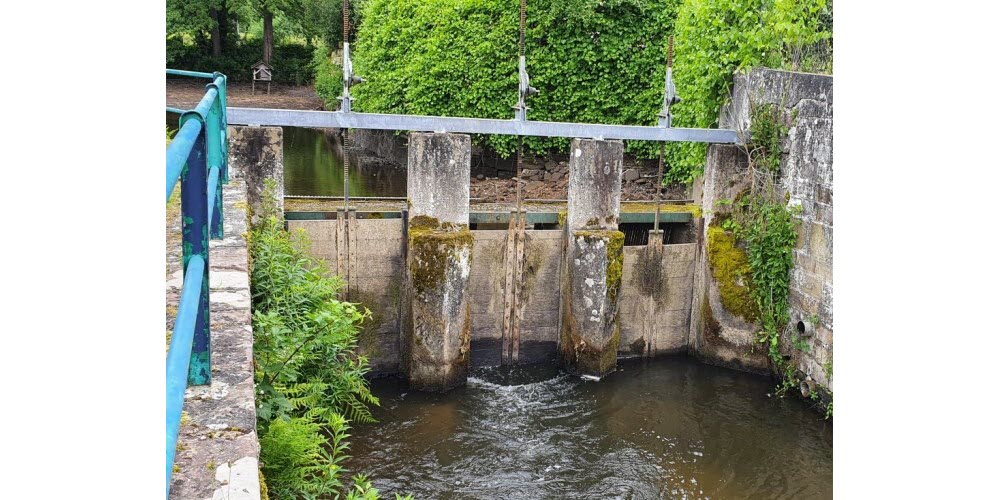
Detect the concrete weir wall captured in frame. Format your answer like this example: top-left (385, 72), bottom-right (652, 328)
top-left (279, 67), bottom-right (833, 395)
top-left (690, 68), bottom-right (834, 393)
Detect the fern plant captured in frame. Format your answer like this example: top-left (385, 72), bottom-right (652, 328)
top-left (249, 179), bottom-right (395, 496)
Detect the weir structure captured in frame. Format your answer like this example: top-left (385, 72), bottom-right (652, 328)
top-left (168, 63), bottom-right (833, 498)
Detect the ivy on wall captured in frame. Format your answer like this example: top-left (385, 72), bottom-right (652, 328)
top-left (666, 0), bottom-right (831, 182)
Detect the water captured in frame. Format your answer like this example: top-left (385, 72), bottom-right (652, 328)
top-left (348, 357), bottom-right (832, 499)
top-left (166, 115), bottom-right (405, 198)
top-left (282, 126), bottom-right (406, 197)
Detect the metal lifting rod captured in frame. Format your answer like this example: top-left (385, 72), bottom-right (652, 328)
top-left (655, 36), bottom-right (681, 233)
top-left (341, 0), bottom-right (361, 211)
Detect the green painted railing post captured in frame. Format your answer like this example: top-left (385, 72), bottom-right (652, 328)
top-left (179, 112), bottom-right (212, 386)
top-left (214, 72), bottom-right (230, 183)
top-left (205, 81), bottom-right (225, 239)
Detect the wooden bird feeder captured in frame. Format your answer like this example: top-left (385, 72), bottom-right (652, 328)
top-left (252, 61), bottom-right (273, 95)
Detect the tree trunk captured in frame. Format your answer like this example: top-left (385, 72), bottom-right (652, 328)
top-left (218, 5), bottom-right (229, 52)
top-left (210, 9), bottom-right (222, 57)
top-left (263, 9), bottom-right (273, 64)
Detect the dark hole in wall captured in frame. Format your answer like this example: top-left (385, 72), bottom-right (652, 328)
top-left (620, 222), bottom-right (695, 246)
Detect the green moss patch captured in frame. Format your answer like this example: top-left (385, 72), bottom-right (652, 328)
top-left (409, 224), bottom-right (473, 295)
top-left (707, 224), bottom-right (758, 322)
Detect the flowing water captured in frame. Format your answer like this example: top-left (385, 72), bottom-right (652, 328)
top-left (348, 357), bottom-right (832, 499)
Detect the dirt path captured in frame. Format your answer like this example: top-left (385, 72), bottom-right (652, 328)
top-left (167, 79), bottom-right (324, 111)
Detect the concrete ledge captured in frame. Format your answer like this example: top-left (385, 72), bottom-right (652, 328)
top-left (167, 173), bottom-right (260, 499)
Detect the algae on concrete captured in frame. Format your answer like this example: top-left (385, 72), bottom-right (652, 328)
top-left (706, 224), bottom-right (758, 322)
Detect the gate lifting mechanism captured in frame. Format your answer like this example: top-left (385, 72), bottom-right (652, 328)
top-left (229, 2), bottom-right (737, 145)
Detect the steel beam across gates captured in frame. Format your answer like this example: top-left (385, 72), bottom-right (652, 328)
top-left (227, 107), bottom-right (740, 144)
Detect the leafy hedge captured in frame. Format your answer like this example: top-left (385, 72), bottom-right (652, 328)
top-left (311, 41), bottom-right (343, 110)
top-left (167, 37), bottom-right (315, 85)
top-left (343, 0), bottom-right (830, 182)
top-left (665, 0), bottom-right (831, 182)
top-left (349, 0), bottom-right (682, 158)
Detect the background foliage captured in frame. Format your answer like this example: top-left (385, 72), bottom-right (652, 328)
top-left (341, 0), bottom-right (830, 180)
top-left (666, 0), bottom-right (831, 182)
top-left (166, 0), bottom-right (355, 84)
top-left (349, 0), bottom-right (682, 158)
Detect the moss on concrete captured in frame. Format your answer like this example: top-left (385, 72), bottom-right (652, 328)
top-left (701, 293), bottom-right (725, 345)
top-left (605, 231), bottom-right (624, 303)
top-left (706, 224), bottom-right (758, 322)
top-left (409, 216), bottom-right (473, 295)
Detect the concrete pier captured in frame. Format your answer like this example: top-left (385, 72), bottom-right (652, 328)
top-left (227, 126), bottom-right (283, 227)
top-left (405, 132), bottom-right (474, 391)
top-left (560, 139), bottom-right (625, 378)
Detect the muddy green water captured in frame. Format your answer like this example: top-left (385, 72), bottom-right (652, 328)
top-left (348, 357), bottom-right (832, 499)
top-left (282, 126), bottom-right (405, 197)
top-left (166, 116), bottom-right (404, 197)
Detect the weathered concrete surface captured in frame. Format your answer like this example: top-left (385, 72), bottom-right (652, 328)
top-left (167, 164), bottom-right (260, 499)
top-left (692, 68), bottom-right (834, 389)
top-left (288, 218), bottom-right (406, 374)
top-left (560, 139), bottom-right (624, 378)
top-left (689, 145), bottom-right (770, 374)
top-left (405, 132), bottom-right (474, 391)
top-left (227, 126), bottom-right (283, 227)
top-left (619, 242), bottom-right (697, 357)
top-left (467, 230), bottom-right (507, 367)
top-left (407, 132), bottom-right (471, 226)
top-left (566, 139), bottom-right (624, 231)
top-left (468, 229), bottom-right (563, 366)
top-left (560, 230), bottom-right (624, 377)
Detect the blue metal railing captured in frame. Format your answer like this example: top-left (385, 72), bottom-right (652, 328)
top-left (165, 69), bottom-right (228, 496)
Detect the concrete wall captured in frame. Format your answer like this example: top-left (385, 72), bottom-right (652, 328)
top-left (167, 127), bottom-right (267, 499)
top-left (619, 243), bottom-right (697, 357)
top-left (692, 68), bottom-right (834, 390)
top-left (288, 218), bottom-right (406, 374)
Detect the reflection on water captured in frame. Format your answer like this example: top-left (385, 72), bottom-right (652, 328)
top-left (348, 357), bottom-right (832, 499)
top-left (282, 127), bottom-right (406, 198)
top-left (166, 113), bottom-right (405, 198)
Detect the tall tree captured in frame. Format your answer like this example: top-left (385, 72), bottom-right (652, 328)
top-left (167, 0), bottom-right (233, 56)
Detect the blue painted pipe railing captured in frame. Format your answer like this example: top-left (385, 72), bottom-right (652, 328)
top-left (165, 69), bottom-right (228, 497)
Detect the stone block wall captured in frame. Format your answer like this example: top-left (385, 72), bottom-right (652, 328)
top-left (692, 68), bottom-right (834, 390)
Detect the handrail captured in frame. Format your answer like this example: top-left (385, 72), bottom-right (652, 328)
top-left (165, 69), bottom-right (228, 497)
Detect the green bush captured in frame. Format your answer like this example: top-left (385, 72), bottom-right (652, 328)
top-left (352, 0), bottom-right (682, 158)
top-left (311, 41), bottom-right (343, 110)
top-left (664, 0), bottom-right (832, 182)
top-left (167, 38), bottom-right (315, 84)
top-left (350, 0), bottom-right (830, 181)
top-left (250, 180), bottom-right (390, 496)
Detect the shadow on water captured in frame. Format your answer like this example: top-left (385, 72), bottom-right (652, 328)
top-left (348, 357), bottom-right (832, 499)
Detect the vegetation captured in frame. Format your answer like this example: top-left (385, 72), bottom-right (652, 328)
top-left (346, 0), bottom-right (684, 158)
top-left (249, 180), bottom-right (411, 497)
top-left (709, 102), bottom-right (831, 417)
top-left (666, 0), bottom-right (832, 182)
top-left (166, 0), bottom-right (356, 84)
